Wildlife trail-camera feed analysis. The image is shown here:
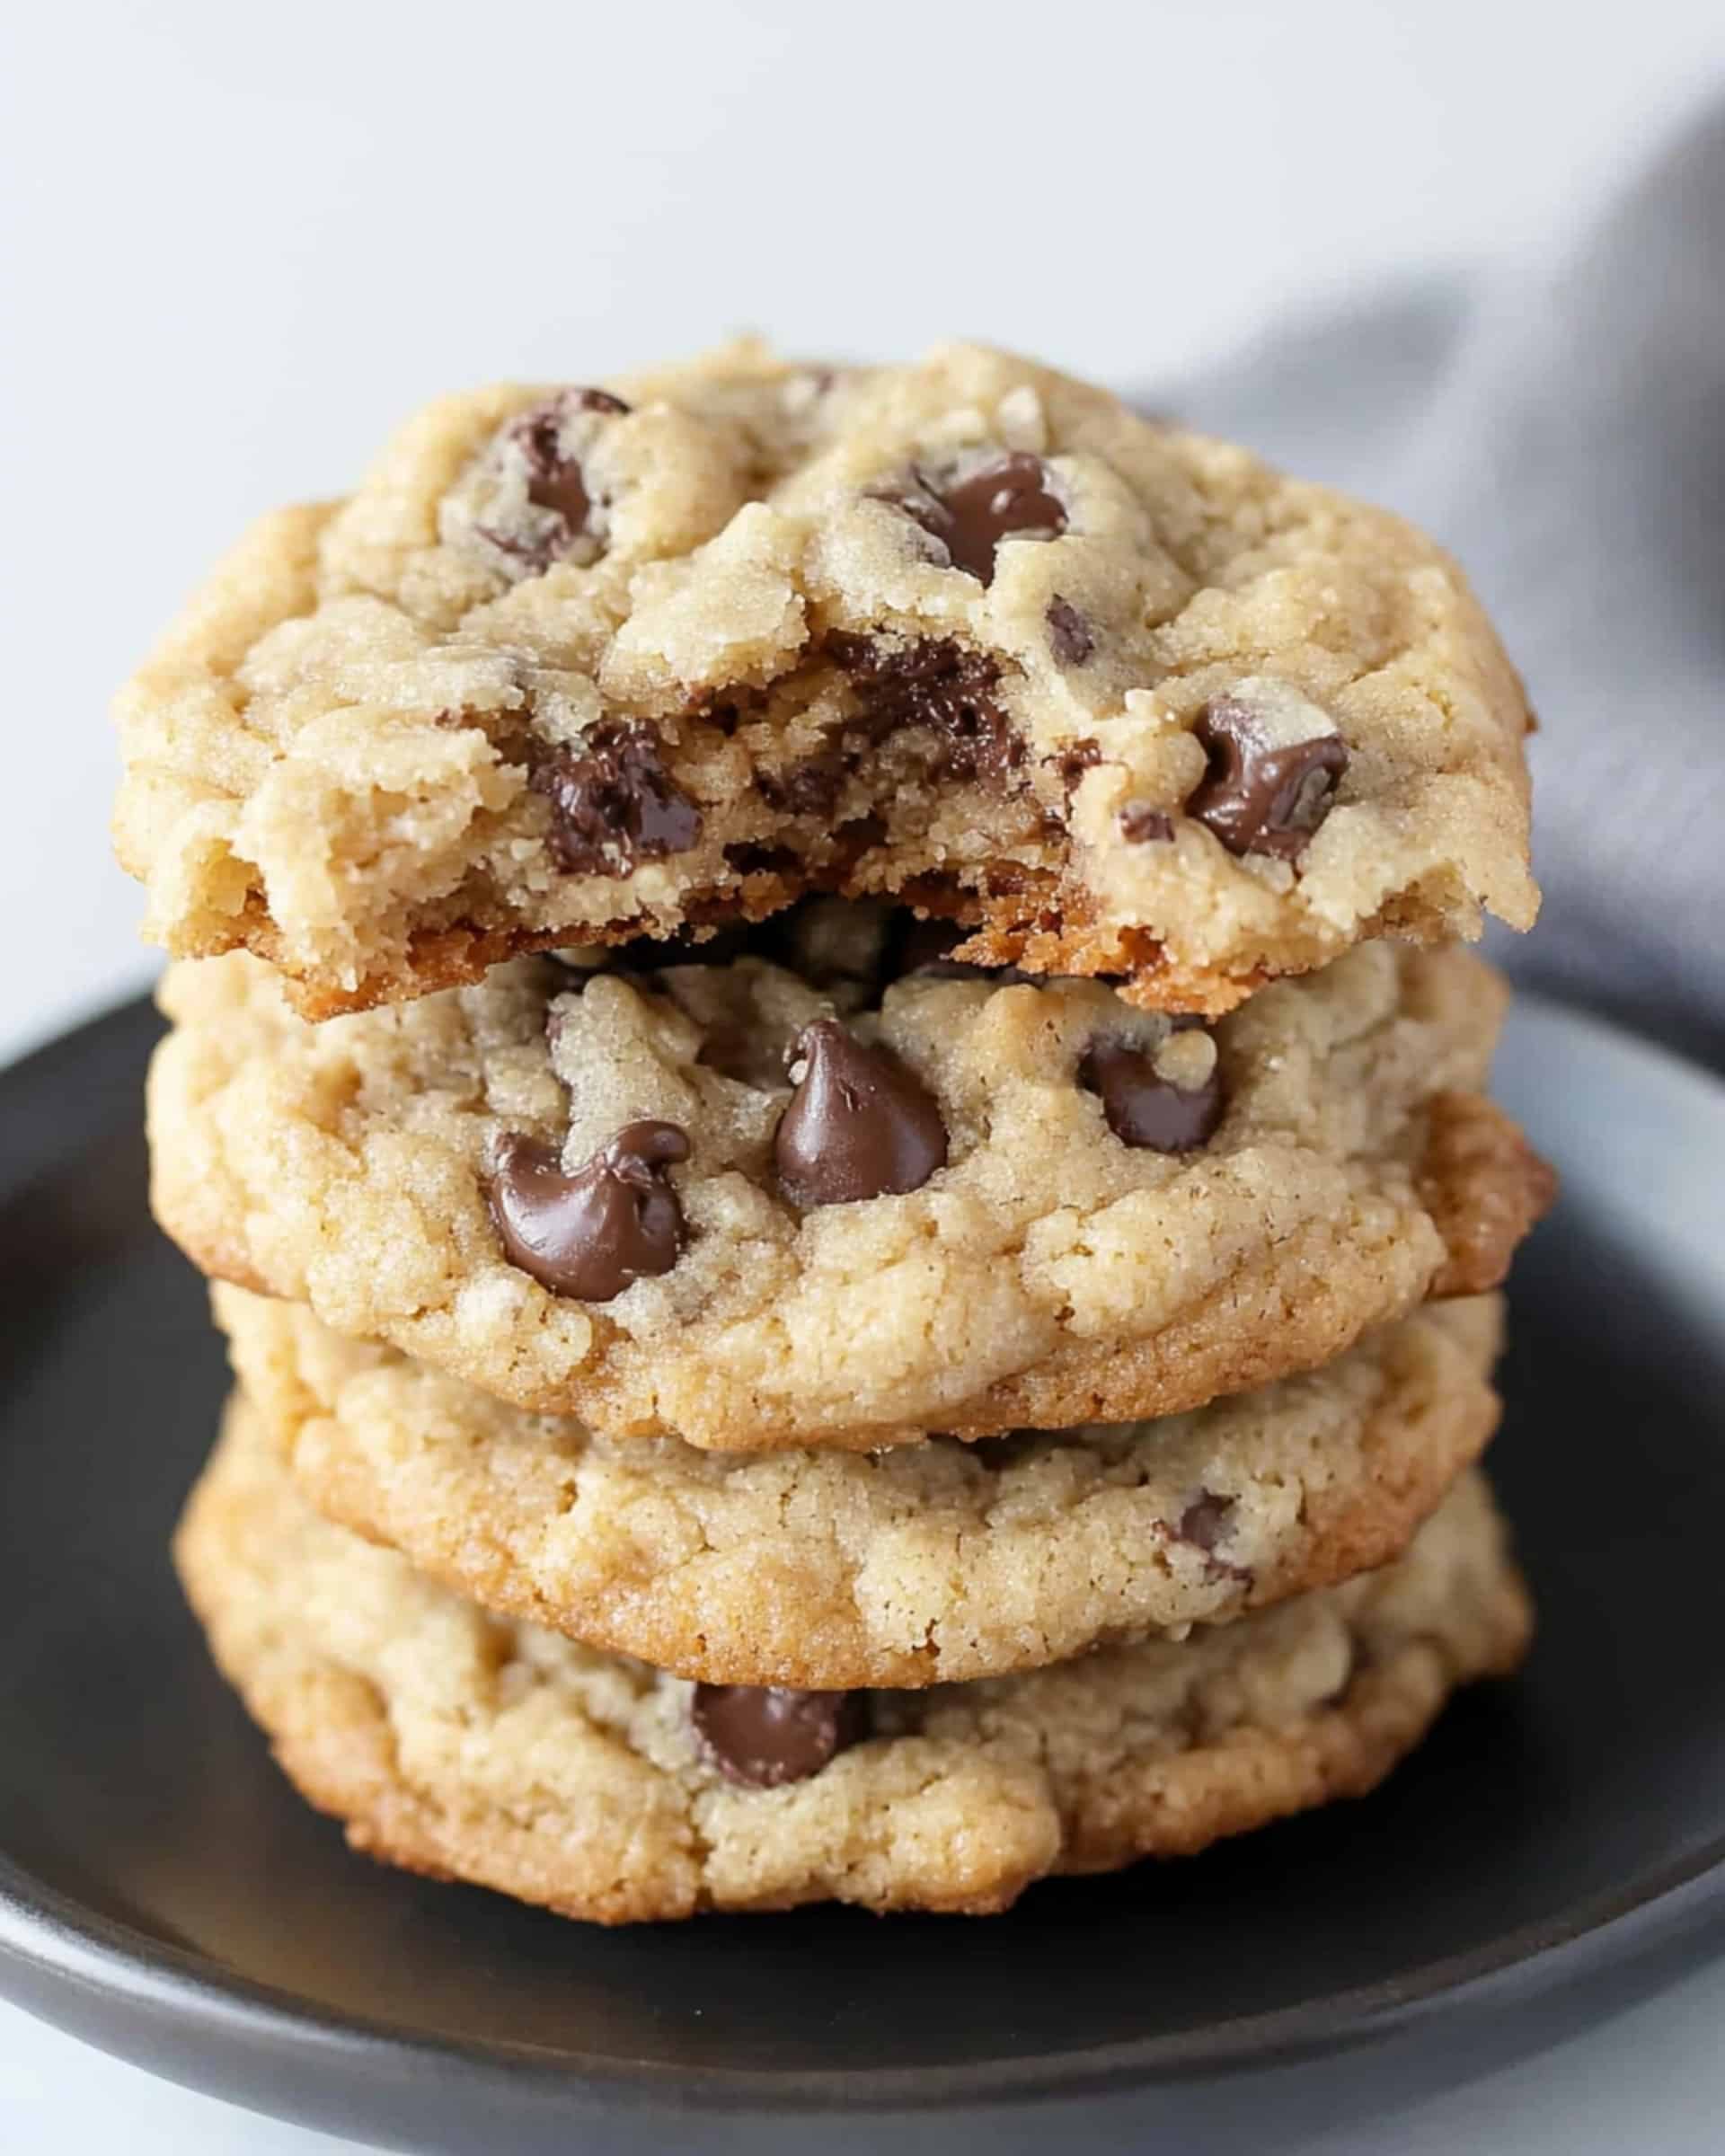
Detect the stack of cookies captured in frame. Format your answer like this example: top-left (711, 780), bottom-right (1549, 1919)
top-left (114, 342), bottom-right (1553, 1921)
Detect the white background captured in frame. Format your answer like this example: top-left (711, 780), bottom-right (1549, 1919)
top-left (4, 2), bottom-right (1725, 2149)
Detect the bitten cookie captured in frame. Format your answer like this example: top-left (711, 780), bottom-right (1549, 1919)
top-left (177, 1401), bottom-right (1532, 1922)
top-left (220, 1284), bottom-right (1504, 1688)
top-left (150, 911), bottom-right (1552, 1449)
top-left (115, 340), bottom-right (1536, 1021)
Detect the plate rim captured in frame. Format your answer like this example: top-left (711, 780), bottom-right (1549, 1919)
top-left (4, 1822), bottom-right (1725, 2114)
top-left (1, 987), bottom-right (1723, 2116)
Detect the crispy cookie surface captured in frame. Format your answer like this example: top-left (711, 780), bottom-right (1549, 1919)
top-left (177, 1401), bottom-right (1531, 1922)
top-left (115, 342), bottom-right (1535, 1018)
top-left (151, 919), bottom-right (1552, 1449)
top-left (222, 1285), bottom-right (1504, 1687)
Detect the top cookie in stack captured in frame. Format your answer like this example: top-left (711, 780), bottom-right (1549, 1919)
top-left (113, 340), bottom-right (1536, 1024)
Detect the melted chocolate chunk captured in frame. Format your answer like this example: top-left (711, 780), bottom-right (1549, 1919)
top-left (826, 633), bottom-right (1020, 785)
top-left (1119, 802), bottom-right (1174, 844)
top-left (1080, 1038), bottom-right (1225, 1153)
top-left (532, 722), bottom-right (702, 877)
top-left (774, 1020), bottom-right (949, 1207)
top-left (761, 635), bottom-right (1019, 811)
top-left (691, 1684), bottom-right (866, 1789)
top-left (889, 454), bottom-right (1066, 585)
top-left (489, 1121), bottom-right (689, 1301)
top-left (755, 741), bottom-right (853, 818)
top-left (1188, 698), bottom-right (1349, 863)
top-left (1046, 596), bottom-right (1094, 666)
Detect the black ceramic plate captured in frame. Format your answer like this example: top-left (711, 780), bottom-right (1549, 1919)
top-left (1, 993), bottom-right (1723, 2155)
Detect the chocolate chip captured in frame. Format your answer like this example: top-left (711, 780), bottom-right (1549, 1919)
top-left (774, 1021), bottom-right (948, 1206)
top-left (532, 722), bottom-right (701, 878)
top-left (1188, 697), bottom-right (1349, 863)
top-left (888, 455), bottom-right (1066, 586)
top-left (825, 633), bottom-right (1019, 785)
top-left (489, 1121), bottom-right (689, 1301)
top-left (520, 420), bottom-right (592, 535)
top-left (755, 742), bottom-right (851, 818)
top-left (1119, 802), bottom-right (1174, 844)
top-left (482, 389), bottom-right (632, 571)
top-left (1172, 1491), bottom-right (1251, 1584)
top-left (1046, 597), bottom-right (1093, 666)
top-left (1080, 1038), bottom-right (1225, 1153)
top-left (691, 1684), bottom-right (866, 1789)
top-left (1175, 1491), bottom-right (1234, 1552)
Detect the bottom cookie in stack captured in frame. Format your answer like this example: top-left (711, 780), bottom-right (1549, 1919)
top-left (176, 1399), bottom-right (1531, 1923)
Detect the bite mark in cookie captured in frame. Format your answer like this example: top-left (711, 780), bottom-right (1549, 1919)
top-left (115, 346), bottom-right (1540, 1020)
top-left (490, 1121), bottom-right (689, 1301)
top-left (752, 636), bottom-right (1019, 819)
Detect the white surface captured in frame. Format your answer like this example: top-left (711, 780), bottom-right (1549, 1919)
top-left (3, 0), bottom-right (1724, 1065)
top-left (4, 0), bottom-right (1725, 2147)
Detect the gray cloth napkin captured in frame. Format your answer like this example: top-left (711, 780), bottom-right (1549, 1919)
top-left (1152, 96), bottom-right (1725, 1069)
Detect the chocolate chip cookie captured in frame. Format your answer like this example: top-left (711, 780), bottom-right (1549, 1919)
top-left (219, 1283), bottom-right (1503, 1687)
top-left (149, 909), bottom-right (1552, 1449)
top-left (176, 1399), bottom-right (1532, 1922)
top-left (115, 340), bottom-right (1536, 1021)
